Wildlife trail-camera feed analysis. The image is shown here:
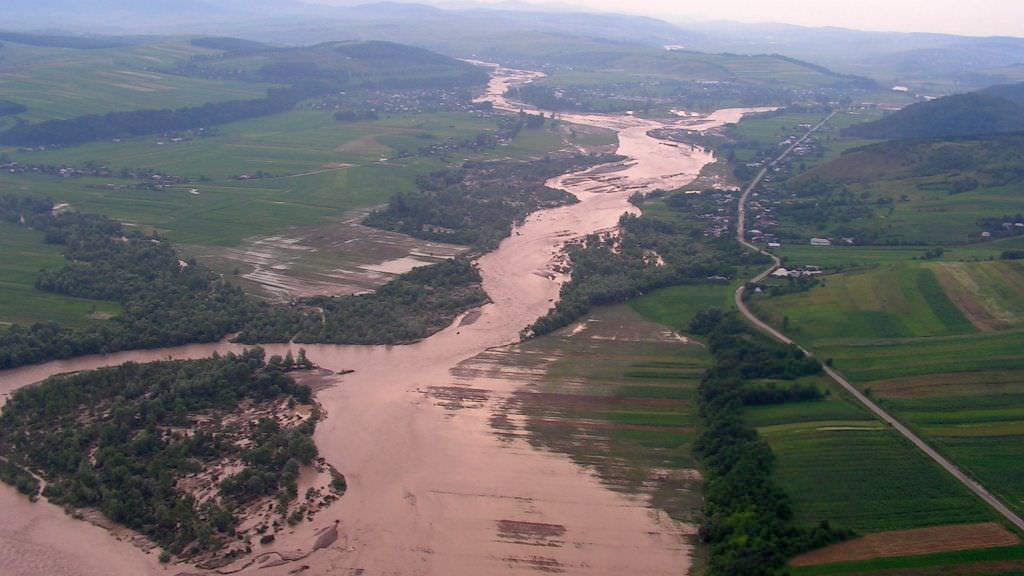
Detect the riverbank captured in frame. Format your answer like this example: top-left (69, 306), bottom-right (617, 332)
top-left (1, 64), bottom-right (772, 576)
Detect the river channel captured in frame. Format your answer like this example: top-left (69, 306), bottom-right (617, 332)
top-left (0, 65), bottom-right (773, 576)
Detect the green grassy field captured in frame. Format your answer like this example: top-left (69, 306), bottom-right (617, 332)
top-left (726, 109), bottom-right (884, 164)
top-left (778, 237), bottom-right (1024, 268)
top-left (0, 222), bottom-right (122, 328)
top-left (933, 260), bottom-right (1024, 330)
top-left (5, 111), bottom-right (501, 179)
top-left (754, 255), bottom-right (1024, 521)
top-left (748, 376), bottom-right (996, 533)
top-left (730, 111), bottom-right (832, 144)
top-left (539, 51), bottom-right (881, 91)
top-left (0, 110), bottom-right (572, 246)
top-left (869, 183), bottom-right (1024, 245)
top-left (632, 281), bottom-right (1002, 539)
top-left (755, 263), bottom-right (975, 341)
top-left (0, 40), bottom-right (273, 123)
top-left (629, 282), bottom-right (738, 330)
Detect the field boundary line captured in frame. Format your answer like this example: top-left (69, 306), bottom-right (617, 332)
top-left (732, 111), bottom-right (1024, 534)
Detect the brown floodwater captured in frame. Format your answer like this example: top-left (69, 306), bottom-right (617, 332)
top-left (0, 64), bottom-right (771, 576)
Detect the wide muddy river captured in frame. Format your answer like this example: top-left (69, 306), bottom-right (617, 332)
top-left (0, 66), bottom-right (773, 576)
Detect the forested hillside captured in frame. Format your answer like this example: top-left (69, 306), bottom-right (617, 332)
top-left (844, 85), bottom-right (1024, 139)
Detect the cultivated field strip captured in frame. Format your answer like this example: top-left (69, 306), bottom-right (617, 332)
top-left (734, 115), bottom-right (1024, 534)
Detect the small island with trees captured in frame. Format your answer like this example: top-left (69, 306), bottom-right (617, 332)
top-left (0, 347), bottom-right (347, 569)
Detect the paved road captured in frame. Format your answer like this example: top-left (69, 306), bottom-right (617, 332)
top-left (732, 112), bottom-right (1024, 533)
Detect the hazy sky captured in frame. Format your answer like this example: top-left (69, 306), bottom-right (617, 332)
top-left (506, 0), bottom-right (1024, 37)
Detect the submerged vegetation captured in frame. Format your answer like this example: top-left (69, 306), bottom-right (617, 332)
top-left (236, 258), bottom-right (488, 345)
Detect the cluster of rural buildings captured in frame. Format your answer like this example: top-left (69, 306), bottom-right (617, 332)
top-left (771, 265), bottom-right (823, 278)
top-left (1, 160), bottom-right (188, 190)
top-left (693, 189), bottom-right (738, 238)
top-left (308, 87), bottom-right (480, 116)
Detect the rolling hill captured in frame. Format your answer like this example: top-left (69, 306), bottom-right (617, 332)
top-left (844, 84), bottom-right (1024, 139)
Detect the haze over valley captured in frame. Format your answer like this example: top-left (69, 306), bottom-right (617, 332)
top-left (0, 3), bottom-right (1023, 576)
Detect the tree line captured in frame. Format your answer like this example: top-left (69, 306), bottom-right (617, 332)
top-left (0, 195), bottom-right (490, 369)
top-left (688, 310), bottom-right (849, 575)
top-left (1, 40), bottom-right (489, 147)
top-left (0, 85), bottom-right (308, 147)
top-left (0, 195), bottom-right (259, 368)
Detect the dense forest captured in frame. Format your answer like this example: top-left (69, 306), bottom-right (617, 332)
top-left (688, 310), bottom-right (849, 575)
top-left (0, 195), bottom-right (489, 369)
top-left (365, 153), bottom-right (620, 249)
top-left (0, 349), bottom-right (329, 559)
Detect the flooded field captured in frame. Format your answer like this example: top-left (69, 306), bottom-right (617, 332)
top-left (186, 207), bottom-right (467, 301)
top-left (0, 64), bottom-right (771, 576)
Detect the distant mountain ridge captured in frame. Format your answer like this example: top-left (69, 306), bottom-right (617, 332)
top-left (844, 83), bottom-right (1024, 139)
top-left (675, 20), bottom-right (1024, 91)
top-left (4, 0), bottom-right (1021, 93)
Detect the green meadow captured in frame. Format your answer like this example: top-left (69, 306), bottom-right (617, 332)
top-left (539, 51), bottom-right (881, 90)
top-left (755, 263), bottom-right (975, 341)
top-left (780, 135), bottom-right (1024, 246)
top-left (0, 40), bottom-right (273, 124)
top-left (629, 282), bottom-right (738, 330)
top-left (754, 254), bottom-right (1024, 520)
top-left (748, 376), bottom-right (996, 533)
top-left (724, 109), bottom-right (884, 165)
top-left (0, 110), bottom-right (573, 246)
top-left (729, 111), bottom-right (831, 145)
top-left (868, 183), bottom-right (1024, 245)
top-left (632, 282), bottom-right (999, 537)
top-left (0, 222), bottom-right (122, 328)
top-left (777, 237), bottom-right (1024, 268)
